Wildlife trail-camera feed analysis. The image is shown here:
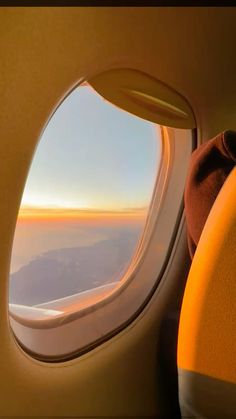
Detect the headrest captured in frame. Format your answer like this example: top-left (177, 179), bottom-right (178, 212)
top-left (185, 130), bottom-right (236, 258)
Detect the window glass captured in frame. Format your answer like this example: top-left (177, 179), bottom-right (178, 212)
top-left (9, 84), bottom-right (161, 312)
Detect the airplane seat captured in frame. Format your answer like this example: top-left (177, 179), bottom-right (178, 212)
top-left (177, 155), bottom-right (236, 416)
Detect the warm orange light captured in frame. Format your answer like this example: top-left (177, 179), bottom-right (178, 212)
top-left (18, 206), bottom-right (147, 224)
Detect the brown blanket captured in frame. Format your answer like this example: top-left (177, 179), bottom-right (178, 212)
top-left (185, 130), bottom-right (236, 258)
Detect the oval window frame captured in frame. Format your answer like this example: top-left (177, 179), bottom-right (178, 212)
top-left (8, 79), bottom-right (195, 362)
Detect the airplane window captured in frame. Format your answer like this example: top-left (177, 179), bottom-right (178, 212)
top-left (9, 83), bottom-right (163, 358)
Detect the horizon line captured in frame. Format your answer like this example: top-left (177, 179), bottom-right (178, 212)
top-left (18, 205), bottom-right (148, 221)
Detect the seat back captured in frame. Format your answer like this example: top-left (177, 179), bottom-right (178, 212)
top-left (177, 167), bottom-right (236, 418)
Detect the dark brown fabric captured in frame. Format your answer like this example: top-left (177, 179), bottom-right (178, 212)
top-left (185, 130), bottom-right (236, 258)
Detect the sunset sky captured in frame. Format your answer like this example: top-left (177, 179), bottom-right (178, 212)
top-left (11, 85), bottom-right (162, 277)
top-left (19, 84), bottom-right (161, 219)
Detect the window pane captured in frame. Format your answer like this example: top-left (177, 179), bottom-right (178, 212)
top-left (9, 84), bottom-right (161, 313)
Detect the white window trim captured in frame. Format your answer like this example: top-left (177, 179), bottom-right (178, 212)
top-left (9, 126), bottom-right (194, 361)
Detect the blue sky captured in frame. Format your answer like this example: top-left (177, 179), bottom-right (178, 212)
top-left (22, 85), bottom-right (161, 211)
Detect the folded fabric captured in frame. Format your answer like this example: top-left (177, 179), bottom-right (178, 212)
top-left (185, 130), bottom-right (236, 258)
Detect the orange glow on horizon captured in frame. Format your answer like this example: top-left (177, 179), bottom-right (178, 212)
top-left (18, 206), bottom-right (147, 224)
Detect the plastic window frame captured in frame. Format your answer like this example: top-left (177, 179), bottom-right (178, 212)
top-left (9, 126), bottom-right (195, 362)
